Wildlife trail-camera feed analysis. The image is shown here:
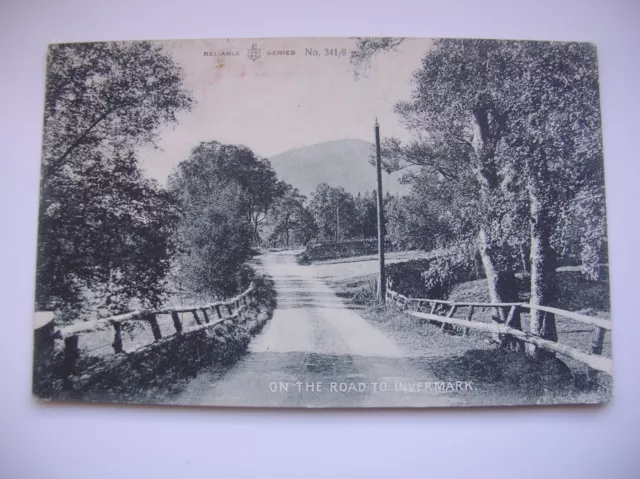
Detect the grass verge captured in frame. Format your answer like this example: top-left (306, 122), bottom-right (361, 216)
top-left (329, 273), bottom-right (612, 406)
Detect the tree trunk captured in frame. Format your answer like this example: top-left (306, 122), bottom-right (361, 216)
top-left (470, 107), bottom-right (523, 350)
top-left (526, 152), bottom-right (558, 359)
top-left (253, 217), bottom-right (261, 247)
top-left (285, 218), bottom-right (290, 249)
top-left (473, 253), bottom-right (481, 280)
top-left (520, 244), bottom-right (530, 275)
top-left (478, 228), bottom-right (523, 351)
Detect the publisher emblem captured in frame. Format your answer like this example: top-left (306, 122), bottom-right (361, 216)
top-left (247, 43), bottom-right (261, 62)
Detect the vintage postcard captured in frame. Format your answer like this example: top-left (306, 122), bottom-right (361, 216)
top-left (32, 37), bottom-right (612, 407)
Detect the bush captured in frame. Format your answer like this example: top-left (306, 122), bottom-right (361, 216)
top-left (386, 259), bottom-right (433, 298)
top-left (352, 277), bottom-right (378, 304)
top-left (387, 255), bottom-right (478, 300)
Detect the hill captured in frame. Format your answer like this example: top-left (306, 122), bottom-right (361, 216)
top-left (268, 139), bottom-right (407, 198)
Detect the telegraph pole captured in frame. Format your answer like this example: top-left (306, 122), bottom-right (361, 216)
top-left (375, 118), bottom-right (386, 304)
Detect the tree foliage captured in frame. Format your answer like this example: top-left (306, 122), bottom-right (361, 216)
top-left (354, 191), bottom-right (379, 241)
top-left (36, 41), bottom-right (194, 317)
top-left (43, 41), bottom-right (193, 167)
top-left (265, 185), bottom-right (317, 248)
top-left (169, 141), bottom-right (284, 298)
top-left (350, 37), bottom-right (405, 79)
top-left (307, 184), bottom-right (388, 243)
top-left (354, 38), bottom-right (607, 349)
top-left (308, 184), bottom-right (358, 242)
top-left (382, 39), bottom-right (604, 273)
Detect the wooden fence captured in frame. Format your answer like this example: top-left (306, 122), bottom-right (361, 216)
top-left (385, 285), bottom-right (612, 376)
top-left (36, 283), bottom-right (256, 389)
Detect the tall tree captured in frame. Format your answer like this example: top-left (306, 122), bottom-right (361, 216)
top-left (169, 141), bottom-right (283, 298)
top-left (175, 141), bottom-right (284, 247)
top-left (36, 41), bottom-right (194, 316)
top-left (352, 38), bottom-right (605, 354)
top-left (266, 185), bottom-right (318, 248)
top-left (42, 41), bottom-right (193, 168)
top-left (37, 148), bottom-right (180, 316)
top-left (503, 42), bottom-right (604, 355)
top-left (385, 40), bottom-right (528, 335)
top-left (308, 184), bottom-right (358, 242)
top-left (354, 191), bottom-right (379, 242)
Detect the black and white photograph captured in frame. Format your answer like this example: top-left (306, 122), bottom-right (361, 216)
top-left (32, 36), bottom-right (612, 408)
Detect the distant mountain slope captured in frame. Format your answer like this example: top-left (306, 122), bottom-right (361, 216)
top-left (268, 139), bottom-right (407, 198)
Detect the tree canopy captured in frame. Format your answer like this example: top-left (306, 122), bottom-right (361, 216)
top-left (169, 141), bottom-right (285, 298)
top-left (36, 41), bottom-right (194, 317)
top-left (42, 41), bottom-right (193, 167)
top-left (265, 185), bottom-right (317, 248)
top-left (352, 38), bottom-right (606, 351)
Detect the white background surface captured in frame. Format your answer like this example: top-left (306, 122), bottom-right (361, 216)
top-left (1, 0), bottom-right (639, 477)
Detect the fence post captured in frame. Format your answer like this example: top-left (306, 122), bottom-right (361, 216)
top-left (192, 310), bottom-right (202, 326)
top-left (402, 297), bottom-right (409, 311)
top-left (587, 326), bottom-right (606, 382)
top-left (146, 314), bottom-right (162, 341)
top-left (63, 335), bottom-right (79, 377)
top-left (502, 305), bottom-right (524, 351)
top-left (441, 305), bottom-right (457, 332)
top-left (226, 304), bottom-right (233, 315)
top-left (215, 305), bottom-right (222, 319)
top-left (171, 312), bottom-right (183, 335)
top-left (505, 305), bottom-right (519, 326)
top-left (591, 326), bottom-right (606, 355)
top-left (415, 300), bottom-right (425, 323)
top-left (111, 321), bottom-right (124, 354)
top-left (201, 308), bottom-right (210, 324)
top-left (464, 306), bottom-right (475, 336)
top-left (33, 312), bottom-right (55, 398)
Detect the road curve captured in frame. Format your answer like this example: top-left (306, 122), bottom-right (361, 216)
top-left (172, 250), bottom-right (453, 408)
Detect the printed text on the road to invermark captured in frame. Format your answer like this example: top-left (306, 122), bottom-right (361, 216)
top-left (269, 381), bottom-right (476, 393)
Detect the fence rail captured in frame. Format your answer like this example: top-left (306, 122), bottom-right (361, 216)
top-left (385, 285), bottom-right (612, 376)
top-left (56, 284), bottom-right (255, 339)
top-left (43, 283), bottom-right (256, 385)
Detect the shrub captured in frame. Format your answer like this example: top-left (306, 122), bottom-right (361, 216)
top-left (387, 255), bottom-right (477, 300)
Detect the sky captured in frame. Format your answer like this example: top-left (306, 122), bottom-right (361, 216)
top-left (138, 37), bottom-right (432, 184)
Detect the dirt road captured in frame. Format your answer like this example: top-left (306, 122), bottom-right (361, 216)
top-left (172, 250), bottom-right (454, 407)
